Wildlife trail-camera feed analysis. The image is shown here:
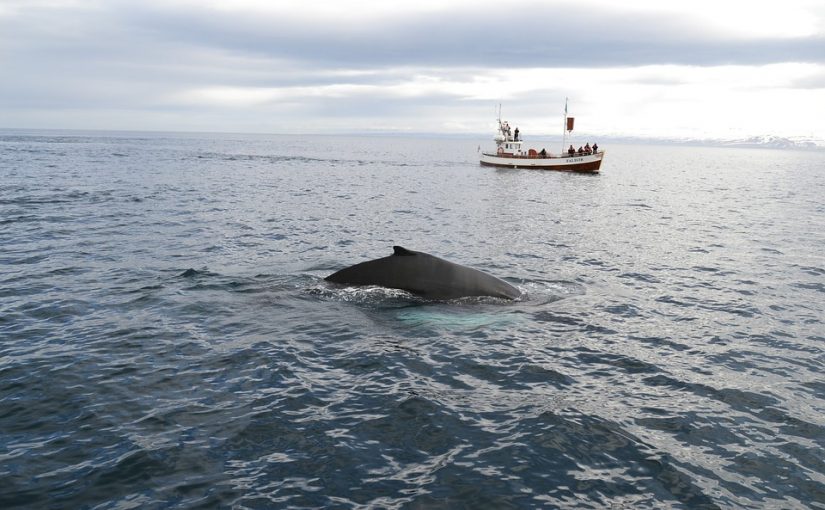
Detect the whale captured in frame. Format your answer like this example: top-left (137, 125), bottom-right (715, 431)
top-left (325, 246), bottom-right (520, 300)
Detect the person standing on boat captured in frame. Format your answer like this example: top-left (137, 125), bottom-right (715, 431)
top-left (584, 142), bottom-right (591, 154)
top-left (593, 143), bottom-right (598, 153)
top-left (540, 148), bottom-right (547, 158)
top-left (514, 127), bottom-right (520, 141)
top-left (568, 145), bottom-right (575, 156)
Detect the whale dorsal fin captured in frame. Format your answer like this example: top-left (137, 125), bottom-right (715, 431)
top-left (392, 246), bottom-right (416, 256)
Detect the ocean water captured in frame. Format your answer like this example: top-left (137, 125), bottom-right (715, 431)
top-left (1, 130), bottom-right (823, 509)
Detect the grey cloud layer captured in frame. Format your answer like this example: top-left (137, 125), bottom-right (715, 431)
top-left (5, 2), bottom-right (824, 70)
top-left (130, 4), bottom-right (824, 68)
top-left (1, 1), bottom-right (823, 132)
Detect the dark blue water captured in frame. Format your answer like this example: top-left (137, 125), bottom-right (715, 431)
top-left (1, 130), bottom-right (823, 509)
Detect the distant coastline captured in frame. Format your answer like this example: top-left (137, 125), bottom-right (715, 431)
top-left (586, 134), bottom-right (825, 152)
top-left (2, 127), bottom-right (823, 152)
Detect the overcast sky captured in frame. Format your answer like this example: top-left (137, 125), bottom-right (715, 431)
top-left (2, 0), bottom-right (824, 140)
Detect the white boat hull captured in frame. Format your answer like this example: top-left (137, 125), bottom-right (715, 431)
top-left (480, 151), bottom-right (604, 172)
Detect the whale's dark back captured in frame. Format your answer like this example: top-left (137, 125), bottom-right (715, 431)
top-left (325, 246), bottom-right (520, 300)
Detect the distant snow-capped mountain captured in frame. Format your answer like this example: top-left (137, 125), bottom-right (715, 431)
top-left (576, 133), bottom-right (825, 151)
top-left (714, 135), bottom-right (824, 150)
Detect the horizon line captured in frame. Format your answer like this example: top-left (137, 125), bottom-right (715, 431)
top-left (1, 126), bottom-right (822, 151)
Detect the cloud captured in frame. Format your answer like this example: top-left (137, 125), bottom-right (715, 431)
top-left (1, 0), bottom-right (824, 139)
top-left (790, 73), bottom-right (825, 89)
top-left (111, 2), bottom-right (825, 68)
top-left (5, 1), bottom-right (823, 73)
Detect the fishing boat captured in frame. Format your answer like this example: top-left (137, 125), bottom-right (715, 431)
top-left (479, 101), bottom-right (604, 173)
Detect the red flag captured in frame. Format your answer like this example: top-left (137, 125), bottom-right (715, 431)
top-left (566, 117), bottom-right (575, 131)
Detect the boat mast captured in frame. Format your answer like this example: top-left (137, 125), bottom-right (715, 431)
top-left (561, 97), bottom-right (568, 154)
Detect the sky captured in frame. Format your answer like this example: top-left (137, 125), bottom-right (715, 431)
top-left (1, 0), bottom-right (824, 141)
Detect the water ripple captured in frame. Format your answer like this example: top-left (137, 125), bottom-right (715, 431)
top-left (1, 133), bottom-right (824, 508)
